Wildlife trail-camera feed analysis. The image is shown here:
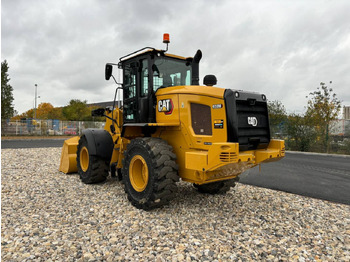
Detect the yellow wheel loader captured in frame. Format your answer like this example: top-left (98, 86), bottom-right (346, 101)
top-left (59, 34), bottom-right (285, 210)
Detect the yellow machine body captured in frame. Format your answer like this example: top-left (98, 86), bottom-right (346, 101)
top-left (148, 85), bottom-right (284, 184)
top-left (59, 85), bottom-right (285, 185)
top-left (59, 41), bottom-right (286, 210)
top-left (59, 44), bottom-right (285, 189)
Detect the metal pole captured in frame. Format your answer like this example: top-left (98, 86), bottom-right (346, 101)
top-left (34, 84), bottom-right (38, 119)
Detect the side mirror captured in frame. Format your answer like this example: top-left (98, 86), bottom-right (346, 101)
top-left (105, 64), bottom-right (113, 80)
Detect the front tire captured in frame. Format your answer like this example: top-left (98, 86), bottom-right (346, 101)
top-left (77, 135), bottom-right (109, 184)
top-left (122, 138), bottom-right (179, 210)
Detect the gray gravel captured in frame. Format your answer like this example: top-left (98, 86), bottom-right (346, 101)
top-left (2, 148), bottom-right (350, 261)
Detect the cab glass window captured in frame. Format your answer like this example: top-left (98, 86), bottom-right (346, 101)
top-left (125, 101), bottom-right (135, 120)
top-left (141, 60), bottom-right (148, 97)
top-left (124, 66), bottom-right (136, 100)
top-left (152, 57), bottom-right (191, 92)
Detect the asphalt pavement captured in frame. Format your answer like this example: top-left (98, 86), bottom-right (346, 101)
top-left (240, 152), bottom-right (350, 205)
top-left (2, 138), bottom-right (349, 205)
top-left (1, 138), bottom-right (66, 149)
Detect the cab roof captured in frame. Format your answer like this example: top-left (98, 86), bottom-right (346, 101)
top-left (119, 47), bottom-right (191, 63)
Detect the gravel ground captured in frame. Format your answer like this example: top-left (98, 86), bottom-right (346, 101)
top-left (1, 148), bottom-right (350, 261)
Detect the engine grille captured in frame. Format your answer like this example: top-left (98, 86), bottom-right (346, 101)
top-left (219, 152), bottom-right (237, 162)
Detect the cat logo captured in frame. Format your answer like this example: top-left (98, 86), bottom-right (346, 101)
top-left (247, 117), bottom-right (258, 127)
top-left (158, 99), bottom-right (174, 115)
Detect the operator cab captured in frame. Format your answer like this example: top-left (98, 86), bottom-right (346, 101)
top-left (120, 49), bottom-right (192, 123)
top-left (105, 34), bottom-right (203, 126)
top-left (105, 47), bottom-right (202, 125)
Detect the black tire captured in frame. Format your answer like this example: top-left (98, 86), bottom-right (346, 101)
top-left (122, 137), bottom-right (179, 210)
top-left (77, 135), bottom-right (109, 184)
top-left (194, 177), bottom-right (239, 194)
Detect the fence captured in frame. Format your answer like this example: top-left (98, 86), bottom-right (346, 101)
top-left (1, 119), bottom-right (105, 136)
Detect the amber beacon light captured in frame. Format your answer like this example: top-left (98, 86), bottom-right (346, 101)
top-left (163, 33), bottom-right (170, 43)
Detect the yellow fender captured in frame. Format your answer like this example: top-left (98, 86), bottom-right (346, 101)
top-left (59, 136), bottom-right (80, 174)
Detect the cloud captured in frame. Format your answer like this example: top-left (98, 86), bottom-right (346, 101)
top-left (2, 0), bottom-right (350, 115)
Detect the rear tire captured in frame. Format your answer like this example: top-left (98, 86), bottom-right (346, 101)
top-left (194, 177), bottom-right (239, 194)
top-left (77, 135), bottom-right (109, 184)
top-left (122, 137), bottom-right (179, 210)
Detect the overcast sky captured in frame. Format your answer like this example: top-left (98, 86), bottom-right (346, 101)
top-left (2, 0), bottom-right (350, 115)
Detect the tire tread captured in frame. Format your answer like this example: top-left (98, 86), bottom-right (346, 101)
top-left (122, 137), bottom-right (179, 210)
top-left (77, 136), bottom-right (109, 184)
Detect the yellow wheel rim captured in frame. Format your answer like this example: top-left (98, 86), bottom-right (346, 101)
top-left (80, 146), bottom-right (89, 172)
top-left (129, 155), bottom-right (149, 192)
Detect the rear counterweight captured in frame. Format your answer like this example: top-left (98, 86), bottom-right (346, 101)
top-left (224, 89), bottom-right (270, 151)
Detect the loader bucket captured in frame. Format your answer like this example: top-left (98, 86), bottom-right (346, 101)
top-left (59, 136), bottom-right (80, 174)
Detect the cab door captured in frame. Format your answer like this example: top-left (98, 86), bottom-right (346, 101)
top-left (123, 63), bottom-right (138, 122)
top-left (123, 58), bottom-right (153, 123)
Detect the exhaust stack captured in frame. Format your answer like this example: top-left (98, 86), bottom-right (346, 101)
top-left (191, 49), bottom-right (202, 85)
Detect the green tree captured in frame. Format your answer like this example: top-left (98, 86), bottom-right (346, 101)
top-left (268, 100), bottom-right (287, 138)
top-left (49, 107), bottom-right (63, 120)
top-left (62, 99), bottom-right (91, 121)
top-left (286, 113), bottom-right (316, 152)
top-left (1, 60), bottom-right (15, 119)
top-left (305, 82), bottom-right (341, 153)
